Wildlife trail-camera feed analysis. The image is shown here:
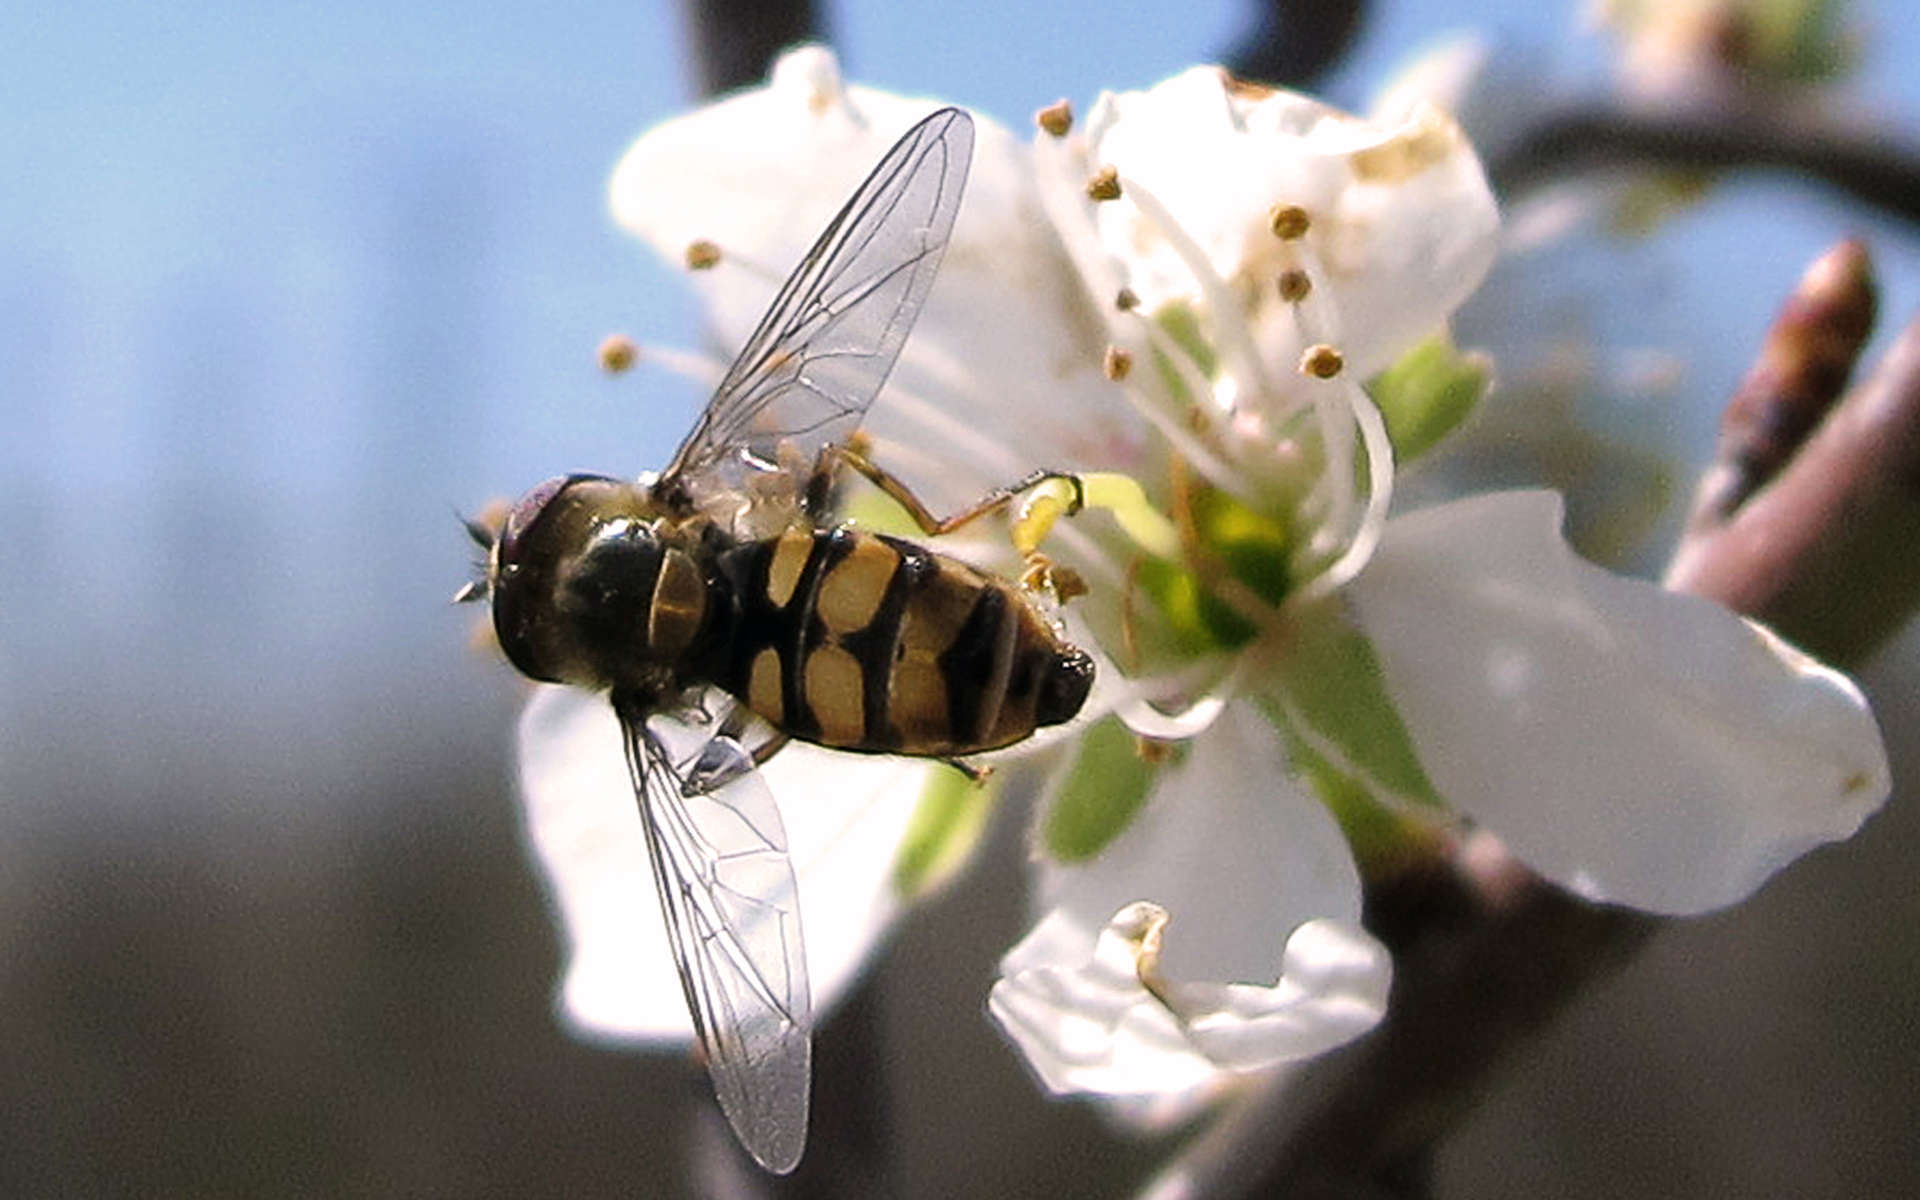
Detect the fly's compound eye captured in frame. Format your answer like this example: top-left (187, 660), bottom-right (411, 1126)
top-left (491, 473), bottom-right (624, 684)
top-left (494, 475), bottom-right (581, 577)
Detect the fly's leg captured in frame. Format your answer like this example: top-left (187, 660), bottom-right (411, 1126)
top-left (717, 704), bottom-right (792, 767)
top-left (815, 441), bottom-right (1084, 537)
top-left (812, 441), bottom-right (1090, 601)
top-left (942, 758), bottom-right (994, 786)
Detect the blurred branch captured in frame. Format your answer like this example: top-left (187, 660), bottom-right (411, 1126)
top-left (1670, 246), bottom-right (1920, 666)
top-left (1491, 107), bottom-right (1920, 228)
top-left (1220, 0), bottom-right (1369, 91)
top-left (1142, 239), bottom-right (1919, 1200)
top-left (680, 0), bottom-right (824, 99)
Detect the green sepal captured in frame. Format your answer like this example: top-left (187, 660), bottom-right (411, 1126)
top-left (1131, 485), bottom-right (1294, 656)
top-left (1268, 712), bottom-right (1441, 879)
top-left (1136, 555), bottom-right (1258, 655)
top-left (1042, 716), bottom-right (1169, 862)
top-left (1367, 335), bottom-right (1490, 463)
top-left (890, 765), bottom-right (996, 900)
top-left (1263, 600), bottom-right (1446, 814)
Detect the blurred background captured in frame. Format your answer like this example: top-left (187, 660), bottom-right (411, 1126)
top-left (3, 1), bottom-right (1916, 1195)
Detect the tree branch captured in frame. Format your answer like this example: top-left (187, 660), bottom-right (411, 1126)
top-left (680, 0), bottom-right (823, 99)
top-left (1219, 0), bottom-right (1370, 92)
top-left (1490, 107), bottom-right (1920, 228)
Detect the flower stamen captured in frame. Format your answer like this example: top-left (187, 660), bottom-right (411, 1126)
top-left (681, 237), bottom-right (786, 286)
top-left (597, 334), bottom-right (639, 373)
top-left (1035, 99), bottom-right (1074, 137)
top-left (1292, 374), bottom-right (1394, 604)
top-left (1300, 344), bottom-right (1344, 379)
top-left (1121, 179), bottom-right (1276, 404)
top-left (1268, 203), bottom-right (1311, 241)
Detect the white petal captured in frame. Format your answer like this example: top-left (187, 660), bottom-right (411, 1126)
top-left (516, 685), bottom-right (931, 1042)
top-left (1347, 490), bottom-right (1891, 915)
top-left (991, 704), bottom-right (1387, 1110)
top-left (609, 46), bottom-right (1139, 513)
top-left (990, 903), bottom-right (1388, 1103)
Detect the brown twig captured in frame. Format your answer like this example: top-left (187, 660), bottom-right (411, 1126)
top-left (1140, 239), bottom-right (1919, 1200)
top-left (1668, 285), bottom-right (1920, 665)
top-left (680, 0), bottom-right (823, 98)
top-left (1490, 107), bottom-right (1920, 229)
top-left (1219, 0), bottom-right (1370, 91)
top-left (1678, 240), bottom-right (1877, 535)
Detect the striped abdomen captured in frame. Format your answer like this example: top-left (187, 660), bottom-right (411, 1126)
top-left (718, 527), bottom-right (1093, 757)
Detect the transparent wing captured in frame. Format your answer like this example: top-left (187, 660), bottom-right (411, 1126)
top-left (614, 691), bottom-right (811, 1174)
top-left (659, 107), bottom-right (974, 532)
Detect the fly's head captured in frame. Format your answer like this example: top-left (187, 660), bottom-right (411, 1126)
top-left (483, 474), bottom-right (666, 689)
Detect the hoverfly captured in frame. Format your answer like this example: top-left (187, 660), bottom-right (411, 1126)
top-left (464, 108), bottom-right (1094, 1173)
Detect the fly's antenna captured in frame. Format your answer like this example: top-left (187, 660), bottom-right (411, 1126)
top-left (452, 505), bottom-right (502, 604)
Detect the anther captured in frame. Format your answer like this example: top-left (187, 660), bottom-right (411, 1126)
top-left (1135, 736), bottom-right (1175, 765)
top-left (1115, 287), bottom-right (1140, 311)
top-left (1268, 204), bottom-right (1311, 241)
top-left (1035, 99), bottom-right (1073, 137)
top-left (684, 239), bottom-right (722, 270)
top-left (1277, 270), bottom-right (1312, 303)
top-left (1087, 166), bottom-right (1122, 202)
top-left (598, 334), bottom-right (638, 373)
top-left (1300, 344), bottom-right (1345, 379)
top-left (1104, 346), bottom-right (1133, 381)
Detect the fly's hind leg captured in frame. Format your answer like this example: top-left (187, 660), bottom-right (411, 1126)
top-left (943, 758), bottom-right (995, 786)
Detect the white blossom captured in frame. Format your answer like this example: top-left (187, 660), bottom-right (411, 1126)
top-left (517, 47), bottom-right (1889, 1122)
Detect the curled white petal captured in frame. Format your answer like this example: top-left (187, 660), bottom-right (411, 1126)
top-left (992, 704), bottom-right (1385, 1114)
top-left (517, 685), bottom-right (931, 1041)
top-left (1347, 490), bottom-right (1891, 915)
top-left (989, 902), bottom-right (1388, 1100)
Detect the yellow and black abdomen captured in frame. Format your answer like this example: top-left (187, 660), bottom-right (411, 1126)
top-left (718, 527), bottom-right (1092, 757)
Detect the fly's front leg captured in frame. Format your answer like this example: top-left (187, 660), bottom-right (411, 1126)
top-left (815, 442), bottom-right (1084, 537)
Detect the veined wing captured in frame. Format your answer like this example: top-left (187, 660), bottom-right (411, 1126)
top-left (658, 107), bottom-right (974, 532)
top-left (614, 690), bottom-right (811, 1174)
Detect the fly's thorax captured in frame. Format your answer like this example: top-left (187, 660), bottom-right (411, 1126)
top-left (490, 474), bottom-right (726, 691)
top-left (718, 527), bottom-right (1094, 757)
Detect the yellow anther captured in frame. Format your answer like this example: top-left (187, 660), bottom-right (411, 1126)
top-left (1300, 343), bottom-right (1345, 379)
top-left (1104, 345), bottom-right (1133, 381)
top-left (1134, 736), bottom-right (1175, 765)
top-left (684, 239), bottom-right (722, 270)
top-left (1035, 99), bottom-right (1073, 137)
top-left (1277, 269), bottom-right (1312, 303)
top-left (597, 334), bottom-right (638, 373)
top-left (1086, 166), bottom-right (1122, 202)
top-left (1013, 480), bottom-right (1079, 556)
top-left (1268, 203), bottom-right (1311, 240)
